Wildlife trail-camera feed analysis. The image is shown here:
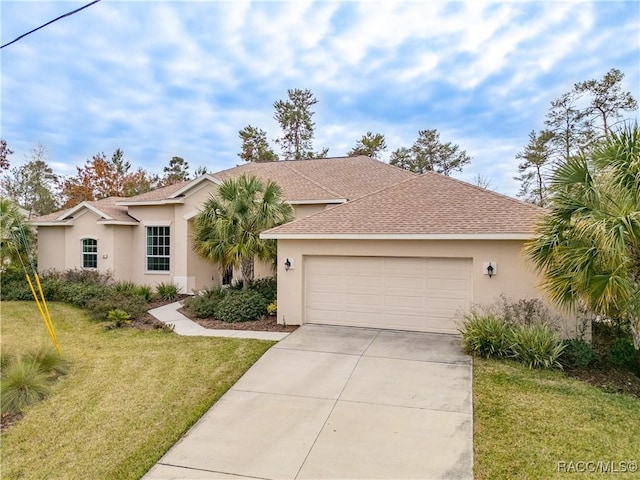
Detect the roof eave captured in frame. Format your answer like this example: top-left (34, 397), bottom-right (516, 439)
top-left (260, 232), bottom-right (535, 240)
top-left (116, 199), bottom-right (185, 206)
top-left (287, 199), bottom-right (348, 205)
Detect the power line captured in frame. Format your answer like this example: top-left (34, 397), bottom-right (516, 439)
top-left (1, 0), bottom-right (102, 49)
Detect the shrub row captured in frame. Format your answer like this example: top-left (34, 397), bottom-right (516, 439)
top-left (0, 267), bottom-right (182, 326)
top-left (460, 314), bottom-right (566, 369)
top-left (183, 277), bottom-right (276, 323)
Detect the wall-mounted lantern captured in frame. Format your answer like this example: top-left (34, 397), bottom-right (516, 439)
top-left (483, 261), bottom-right (497, 278)
top-left (284, 258), bottom-right (293, 271)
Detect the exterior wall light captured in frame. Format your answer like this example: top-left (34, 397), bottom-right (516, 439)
top-left (483, 261), bottom-right (497, 278)
top-left (284, 258), bottom-right (292, 271)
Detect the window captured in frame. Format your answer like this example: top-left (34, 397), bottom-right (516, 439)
top-left (146, 226), bottom-right (170, 271)
top-left (82, 238), bottom-right (97, 269)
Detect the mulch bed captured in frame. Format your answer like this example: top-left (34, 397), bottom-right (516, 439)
top-left (564, 364), bottom-right (640, 399)
top-left (179, 307), bottom-right (298, 332)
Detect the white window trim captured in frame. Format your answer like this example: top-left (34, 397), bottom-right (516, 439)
top-left (81, 237), bottom-right (98, 270)
top-left (145, 225), bottom-right (171, 273)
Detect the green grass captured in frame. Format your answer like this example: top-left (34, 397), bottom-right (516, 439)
top-left (0, 301), bottom-right (274, 479)
top-left (474, 358), bottom-right (640, 479)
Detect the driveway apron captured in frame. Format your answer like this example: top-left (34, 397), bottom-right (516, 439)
top-left (144, 324), bottom-right (473, 480)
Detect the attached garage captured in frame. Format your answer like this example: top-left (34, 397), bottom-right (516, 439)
top-left (305, 256), bottom-right (472, 333)
top-left (261, 172), bottom-right (576, 336)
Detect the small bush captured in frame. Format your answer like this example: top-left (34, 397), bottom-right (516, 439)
top-left (55, 282), bottom-right (111, 307)
top-left (87, 292), bottom-right (148, 321)
top-left (134, 285), bottom-right (153, 302)
top-left (113, 281), bottom-right (137, 293)
top-left (155, 282), bottom-right (181, 301)
top-left (248, 277), bottom-right (277, 303)
top-left (107, 309), bottom-right (131, 329)
top-left (22, 346), bottom-right (70, 376)
top-left (510, 323), bottom-right (566, 369)
top-left (1, 359), bottom-right (51, 415)
top-left (460, 314), bottom-right (512, 359)
top-left (561, 338), bottom-right (598, 369)
top-left (214, 290), bottom-right (269, 323)
top-left (0, 266), bottom-right (34, 300)
top-left (496, 295), bottom-right (563, 330)
top-left (607, 337), bottom-right (639, 374)
top-left (267, 301), bottom-right (277, 316)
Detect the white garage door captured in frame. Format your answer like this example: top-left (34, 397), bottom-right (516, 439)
top-left (305, 256), bottom-right (472, 334)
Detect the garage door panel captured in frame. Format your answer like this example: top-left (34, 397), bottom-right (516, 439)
top-left (305, 256), bottom-right (472, 334)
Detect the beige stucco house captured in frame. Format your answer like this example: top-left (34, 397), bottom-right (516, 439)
top-left (34, 155), bottom-right (562, 335)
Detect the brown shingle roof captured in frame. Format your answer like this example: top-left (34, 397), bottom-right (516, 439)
top-left (31, 197), bottom-right (137, 223)
top-left (263, 173), bottom-right (545, 237)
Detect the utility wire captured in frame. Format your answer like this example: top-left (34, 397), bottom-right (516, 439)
top-left (1, 0), bottom-right (102, 49)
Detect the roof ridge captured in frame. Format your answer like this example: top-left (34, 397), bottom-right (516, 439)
top-left (281, 161), bottom-right (345, 199)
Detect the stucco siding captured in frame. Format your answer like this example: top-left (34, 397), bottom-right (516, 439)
top-left (37, 227), bottom-right (67, 272)
top-left (275, 239), bottom-right (575, 334)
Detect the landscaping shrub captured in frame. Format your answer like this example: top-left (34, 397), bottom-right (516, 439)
top-left (107, 309), bottom-right (131, 329)
top-left (1, 358), bottom-right (51, 415)
top-left (0, 266), bottom-right (33, 300)
top-left (86, 292), bottom-right (148, 322)
top-left (509, 323), bottom-right (566, 369)
top-left (56, 282), bottom-right (111, 307)
top-left (134, 285), bottom-right (153, 302)
top-left (214, 289), bottom-right (269, 323)
top-left (267, 301), bottom-right (277, 316)
top-left (496, 295), bottom-right (563, 330)
top-left (561, 338), bottom-right (598, 369)
top-left (183, 286), bottom-right (227, 318)
top-left (248, 277), bottom-right (277, 303)
top-left (155, 282), bottom-right (181, 301)
top-left (460, 314), bottom-right (512, 359)
top-left (113, 280), bottom-right (137, 294)
top-left (607, 337), bottom-right (639, 374)
top-left (22, 346), bottom-right (70, 376)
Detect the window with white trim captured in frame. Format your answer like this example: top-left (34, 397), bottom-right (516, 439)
top-left (82, 238), bottom-right (98, 269)
top-left (146, 226), bottom-right (170, 271)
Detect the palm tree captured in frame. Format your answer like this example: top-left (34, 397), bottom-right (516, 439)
top-left (0, 197), bottom-right (35, 269)
top-left (192, 175), bottom-right (293, 286)
top-left (525, 125), bottom-right (640, 351)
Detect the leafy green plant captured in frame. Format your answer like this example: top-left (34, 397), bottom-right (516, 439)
top-left (1, 358), bottom-right (51, 415)
top-left (134, 285), bottom-right (153, 302)
top-left (561, 338), bottom-right (598, 369)
top-left (607, 337), bottom-right (639, 374)
top-left (113, 280), bottom-right (137, 293)
top-left (155, 282), bottom-right (181, 302)
top-left (214, 290), bottom-right (269, 323)
top-left (267, 301), bottom-right (277, 316)
top-left (509, 323), bottom-right (566, 369)
top-left (107, 309), bottom-right (132, 329)
top-left (460, 314), bottom-right (512, 359)
top-left (249, 277), bottom-right (277, 303)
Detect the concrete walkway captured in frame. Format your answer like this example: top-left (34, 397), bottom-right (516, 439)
top-left (148, 302), bottom-right (290, 341)
top-left (144, 324), bottom-right (473, 480)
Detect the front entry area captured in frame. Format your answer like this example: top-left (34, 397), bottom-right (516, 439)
top-left (305, 256), bottom-right (473, 334)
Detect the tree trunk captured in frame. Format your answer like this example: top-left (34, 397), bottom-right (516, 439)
top-left (241, 257), bottom-right (254, 288)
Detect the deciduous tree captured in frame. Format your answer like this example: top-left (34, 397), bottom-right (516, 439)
top-left (389, 129), bottom-right (471, 175)
top-left (0, 139), bottom-right (13, 170)
top-left (1, 144), bottom-right (59, 216)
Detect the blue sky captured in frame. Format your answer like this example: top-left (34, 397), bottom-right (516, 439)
top-left (1, 0), bottom-right (639, 197)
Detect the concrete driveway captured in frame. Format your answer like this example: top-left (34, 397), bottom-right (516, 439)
top-left (144, 324), bottom-right (473, 480)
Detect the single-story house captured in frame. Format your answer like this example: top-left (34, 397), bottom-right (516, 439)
top-left (33, 155), bottom-right (566, 335)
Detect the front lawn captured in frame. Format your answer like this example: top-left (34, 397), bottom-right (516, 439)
top-left (474, 358), bottom-right (640, 479)
top-left (0, 301), bottom-right (274, 479)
